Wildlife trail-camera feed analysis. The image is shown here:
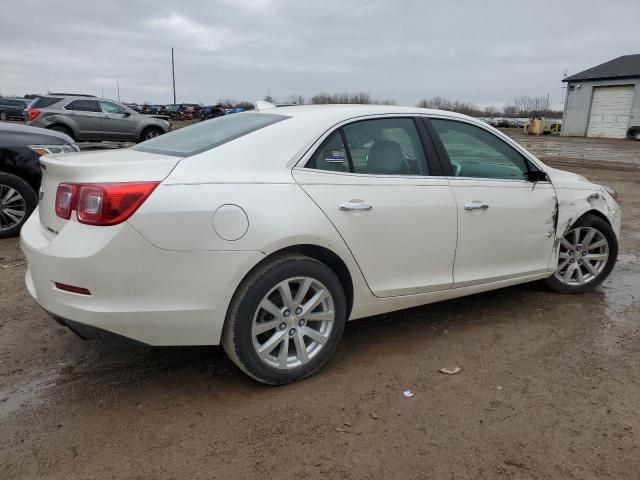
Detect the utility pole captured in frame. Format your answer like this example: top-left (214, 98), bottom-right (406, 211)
top-left (171, 47), bottom-right (176, 105)
top-left (117, 79), bottom-right (120, 102)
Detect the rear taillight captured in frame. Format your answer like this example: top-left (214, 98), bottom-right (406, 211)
top-left (55, 183), bottom-right (77, 220)
top-left (26, 109), bottom-right (41, 122)
top-left (55, 182), bottom-right (159, 225)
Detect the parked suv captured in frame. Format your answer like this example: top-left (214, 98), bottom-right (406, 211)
top-left (0, 123), bottom-right (79, 237)
top-left (25, 95), bottom-right (171, 142)
top-left (0, 98), bottom-right (32, 121)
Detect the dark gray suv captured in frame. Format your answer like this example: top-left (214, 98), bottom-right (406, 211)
top-left (26, 95), bottom-right (171, 142)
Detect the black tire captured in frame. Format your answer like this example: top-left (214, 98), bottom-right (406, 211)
top-left (140, 127), bottom-right (163, 142)
top-left (543, 214), bottom-right (618, 294)
top-left (48, 124), bottom-right (74, 140)
top-left (0, 172), bottom-right (38, 238)
top-left (222, 254), bottom-right (347, 385)
top-left (0, 110), bottom-right (7, 121)
top-left (627, 127), bottom-right (640, 141)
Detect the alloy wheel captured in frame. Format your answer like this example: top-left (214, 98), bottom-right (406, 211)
top-left (0, 185), bottom-right (27, 232)
top-left (554, 226), bottom-right (609, 286)
top-left (252, 276), bottom-right (335, 369)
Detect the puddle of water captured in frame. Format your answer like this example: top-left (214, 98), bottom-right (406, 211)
top-left (0, 362), bottom-right (64, 419)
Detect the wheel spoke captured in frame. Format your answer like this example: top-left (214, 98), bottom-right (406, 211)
top-left (557, 258), bottom-right (570, 272)
top-left (583, 260), bottom-right (599, 276)
top-left (294, 334), bottom-right (308, 363)
top-left (306, 310), bottom-right (334, 322)
top-left (294, 277), bottom-right (313, 305)
top-left (4, 208), bottom-right (25, 219)
top-left (258, 298), bottom-right (283, 319)
top-left (561, 237), bottom-right (574, 250)
top-left (302, 326), bottom-right (328, 345)
top-left (563, 264), bottom-right (576, 282)
top-left (572, 228), bottom-right (580, 246)
top-left (575, 266), bottom-right (585, 284)
top-left (277, 281), bottom-right (295, 310)
top-left (277, 337), bottom-right (289, 368)
top-left (581, 229), bottom-right (596, 249)
top-left (301, 289), bottom-right (327, 314)
top-left (586, 239), bottom-right (607, 250)
top-left (258, 331), bottom-right (286, 358)
top-left (2, 209), bottom-right (22, 223)
top-left (584, 253), bottom-right (608, 261)
top-left (558, 251), bottom-right (570, 259)
top-left (253, 319), bottom-right (279, 335)
top-left (2, 187), bottom-right (17, 204)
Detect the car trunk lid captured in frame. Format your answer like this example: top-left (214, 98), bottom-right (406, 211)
top-left (38, 149), bottom-right (182, 237)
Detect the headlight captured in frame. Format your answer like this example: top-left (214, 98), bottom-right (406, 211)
top-left (28, 144), bottom-right (80, 156)
top-left (603, 185), bottom-right (618, 201)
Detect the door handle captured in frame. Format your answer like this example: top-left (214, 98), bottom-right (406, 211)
top-left (464, 201), bottom-right (489, 211)
top-left (340, 201), bottom-right (373, 211)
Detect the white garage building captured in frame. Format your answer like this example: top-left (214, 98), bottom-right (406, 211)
top-left (562, 54), bottom-right (640, 138)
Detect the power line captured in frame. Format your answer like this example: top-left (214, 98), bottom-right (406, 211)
top-left (199, 0), bottom-right (376, 58)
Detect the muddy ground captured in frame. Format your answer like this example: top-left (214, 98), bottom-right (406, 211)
top-left (1, 131), bottom-right (639, 479)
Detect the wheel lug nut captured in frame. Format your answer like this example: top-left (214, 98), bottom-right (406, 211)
top-left (298, 319), bottom-right (305, 327)
top-left (289, 328), bottom-right (296, 336)
top-left (279, 323), bottom-right (287, 330)
top-left (569, 251), bottom-right (574, 255)
top-left (283, 310), bottom-right (290, 317)
top-left (578, 260), bottom-right (582, 264)
top-left (570, 259), bottom-right (575, 263)
top-left (295, 307), bottom-right (303, 315)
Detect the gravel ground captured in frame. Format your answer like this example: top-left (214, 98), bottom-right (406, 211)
top-left (0, 130), bottom-right (639, 479)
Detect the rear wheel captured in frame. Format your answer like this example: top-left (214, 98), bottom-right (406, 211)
top-left (627, 127), bottom-right (640, 141)
top-left (140, 127), bottom-right (163, 142)
top-left (48, 124), bottom-right (74, 140)
top-left (544, 214), bottom-right (617, 293)
top-left (222, 255), bottom-right (347, 385)
top-left (0, 173), bottom-right (38, 238)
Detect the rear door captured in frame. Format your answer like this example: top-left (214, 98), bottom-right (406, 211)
top-left (64, 100), bottom-right (103, 140)
top-left (99, 101), bottom-right (138, 141)
top-left (426, 117), bottom-right (557, 287)
top-left (293, 116), bottom-right (458, 297)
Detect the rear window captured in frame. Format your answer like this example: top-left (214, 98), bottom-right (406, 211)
top-left (31, 97), bottom-right (63, 108)
top-left (132, 112), bottom-right (289, 157)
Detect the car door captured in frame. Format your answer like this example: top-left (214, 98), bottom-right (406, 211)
top-left (292, 116), bottom-right (458, 297)
top-left (99, 101), bottom-right (137, 141)
top-left (426, 117), bottom-right (557, 287)
top-left (64, 99), bottom-right (103, 140)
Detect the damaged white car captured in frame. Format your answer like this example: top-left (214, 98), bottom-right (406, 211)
top-left (21, 104), bottom-right (620, 384)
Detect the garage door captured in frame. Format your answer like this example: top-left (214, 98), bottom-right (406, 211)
top-left (587, 85), bottom-right (635, 138)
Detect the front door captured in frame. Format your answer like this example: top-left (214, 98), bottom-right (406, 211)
top-left (293, 117), bottom-right (458, 297)
top-left (428, 118), bottom-right (557, 287)
top-left (99, 101), bottom-right (138, 141)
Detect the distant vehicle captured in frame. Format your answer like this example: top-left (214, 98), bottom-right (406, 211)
top-left (0, 98), bottom-right (32, 121)
top-left (627, 126), bottom-right (640, 141)
top-left (21, 105), bottom-right (620, 384)
top-left (25, 95), bottom-right (171, 142)
top-left (200, 105), bottom-right (226, 121)
top-left (0, 123), bottom-right (78, 237)
top-left (124, 103), bottom-right (143, 113)
top-left (524, 118), bottom-right (562, 135)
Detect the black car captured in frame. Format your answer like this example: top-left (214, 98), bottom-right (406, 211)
top-left (0, 98), bottom-right (32, 121)
top-left (0, 123), bottom-right (79, 237)
top-left (199, 105), bottom-right (226, 121)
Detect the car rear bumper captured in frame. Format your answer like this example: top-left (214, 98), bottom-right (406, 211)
top-left (21, 209), bottom-right (263, 346)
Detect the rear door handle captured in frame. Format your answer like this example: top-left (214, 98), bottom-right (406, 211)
top-left (464, 201), bottom-right (489, 211)
top-left (340, 201), bottom-right (373, 211)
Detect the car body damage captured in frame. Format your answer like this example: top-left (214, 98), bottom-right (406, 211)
top-left (546, 167), bottom-right (621, 270)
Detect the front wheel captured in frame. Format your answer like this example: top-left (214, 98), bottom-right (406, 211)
top-left (140, 127), bottom-right (163, 142)
top-left (0, 173), bottom-right (38, 238)
top-left (222, 255), bottom-right (347, 385)
top-left (544, 214), bottom-right (618, 293)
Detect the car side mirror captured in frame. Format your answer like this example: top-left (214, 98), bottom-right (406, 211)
top-left (122, 112), bottom-right (131, 117)
top-left (527, 170), bottom-right (548, 182)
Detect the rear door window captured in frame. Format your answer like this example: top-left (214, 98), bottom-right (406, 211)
top-left (65, 100), bottom-right (100, 112)
top-left (31, 97), bottom-right (63, 108)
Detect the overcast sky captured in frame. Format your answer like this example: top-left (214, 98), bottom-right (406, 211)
top-left (1, 0), bottom-right (639, 108)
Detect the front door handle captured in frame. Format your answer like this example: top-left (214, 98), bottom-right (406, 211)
top-left (464, 201), bottom-right (489, 211)
top-left (340, 201), bottom-right (373, 211)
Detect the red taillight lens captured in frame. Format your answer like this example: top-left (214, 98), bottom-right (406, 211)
top-left (54, 282), bottom-right (91, 296)
top-left (55, 183), bottom-right (77, 219)
top-left (54, 182), bottom-right (159, 225)
top-left (76, 182), bottom-right (159, 225)
top-left (26, 109), bottom-right (41, 122)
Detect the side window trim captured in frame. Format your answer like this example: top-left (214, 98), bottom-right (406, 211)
top-left (304, 116), bottom-right (440, 177)
top-left (424, 116), bottom-right (544, 181)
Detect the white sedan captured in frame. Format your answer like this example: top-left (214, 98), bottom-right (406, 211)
top-left (21, 104), bottom-right (621, 384)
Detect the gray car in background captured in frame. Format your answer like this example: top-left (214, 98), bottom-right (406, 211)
top-left (25, 94), bottom-right (171, 142)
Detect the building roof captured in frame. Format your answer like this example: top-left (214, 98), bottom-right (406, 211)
top-left (563, 54), bottom-right (640, 82)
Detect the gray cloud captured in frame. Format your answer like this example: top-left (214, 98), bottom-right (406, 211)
top-left (1, 0), bottom-right (638, 108)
